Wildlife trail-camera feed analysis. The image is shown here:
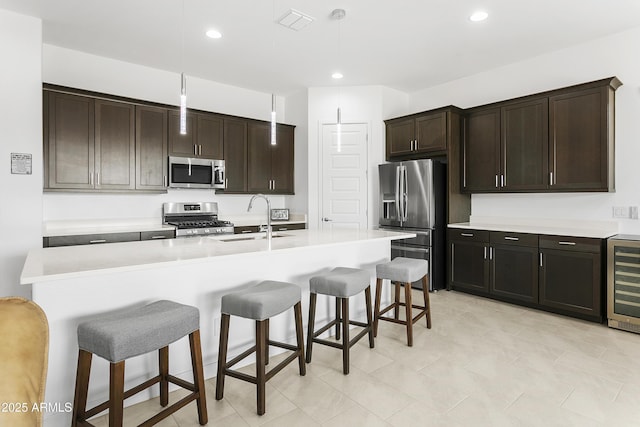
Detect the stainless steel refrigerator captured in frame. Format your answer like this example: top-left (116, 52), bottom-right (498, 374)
top-left (378, 158), bottom-right (447, 291)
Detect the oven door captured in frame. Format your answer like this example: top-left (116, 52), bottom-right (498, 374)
top-left (391, 243), bottom-right (432, 291)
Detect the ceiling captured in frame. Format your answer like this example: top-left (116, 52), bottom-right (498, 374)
top-left (2, 0), bottom-right (640, 96)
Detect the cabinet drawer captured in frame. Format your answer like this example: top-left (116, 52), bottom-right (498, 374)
top-left (539, 235), bottom-right (601, 253)
top-left (234, 226), bottom-right (260, 234)
top-left (140, 230), bottom-right (175, 240)
top-left (45, 232), bottom-right (140, 247)
top-left (272, 223), bottom-right (305, 232)
top-left (490, 231), bottom-right (538, 247)
top-left (448, 228), bottom-right (489, 243)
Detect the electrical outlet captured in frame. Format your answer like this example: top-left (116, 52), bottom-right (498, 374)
top-left (612, 206), bottom-right (639, 219)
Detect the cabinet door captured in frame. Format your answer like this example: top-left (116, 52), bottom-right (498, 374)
top-left (196, 113), bottom-right (224, 159)
top-left (415, 112), bottom-right (447, 153)
top-left (94, 100), bottom-right (135, 190)
top-left (549, 87), bottom-right (609, 191)
top-left (540, 248), bottom-right (602, 320)
top-left (223, 118), bottom-right (248, 192)
top-left (462, 108), bottom-right (500, 192)
top-left (491, 244), bottom-right (539, 304)
top-left (168, 110), bottom-right (197, 157)
top-left (247, 122), bottom-right (272, 193)
top-left (386, 118), bottom-right (415, 158)
top-left (449, 229), bottom-right (490, 294)
top-left (271, 124), bottom-right (294, 194)
top-left (47, 92), bottom-right (95, 189)
top-left (501, 98), bottom-right (548, 191)
top-left (136, 105), bottom-right (168, 190)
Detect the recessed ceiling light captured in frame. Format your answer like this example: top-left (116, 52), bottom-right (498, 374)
top-left (206, 29), bottom-right (222, 39)
top-left (469, 11), bottom-right (488, 22)
top-left (332, 72), bottom-right (343, 79)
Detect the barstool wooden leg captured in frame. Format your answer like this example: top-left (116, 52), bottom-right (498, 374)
top-left (293, 302), bottom-right (306, 375)
top-left (306, 293), bottom-right (317, 363)
top-left (159, 346), bottom-right (169, 407)
top-left (394, 282), bottom-right (401, 320)
top-left (265, 318), bottom-right (270, 366)
top-left (422, 275), bottom-right (431, 329)
top-left (335, 297), bottom-right (341, 340)
top-left (373, 278), bottom-right (382, 337)
top-left (341, 298), bottom-right (350, 375)
top-left (256, 320), bottom-right (267, 415)
top-left (365, 286), bottom-right (375, 348)
top-left (216, 314), bottom-right (230, 400)
top-left (109, 361), bottom-right (125, 427)
top-left (71, 349), bottom-right (92, 427)
top-left (189, 329), bottom-right (208, 425)
top-left (404, 282), bottom-right (413, 347)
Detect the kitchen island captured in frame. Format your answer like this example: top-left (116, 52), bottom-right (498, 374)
top-left (20, 228), bottom-right (412, 427)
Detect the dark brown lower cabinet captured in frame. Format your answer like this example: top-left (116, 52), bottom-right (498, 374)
top-left (449, 230), bottom-right (605, 322)
top-left (490, 232), bottom-right (538, 304)
top-left (449, 229), bottom-right (490, 295)
top-left (539, 236), bottom-right (603, 321)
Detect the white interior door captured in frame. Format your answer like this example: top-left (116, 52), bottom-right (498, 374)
top-left (321, 123), bottom-right (368, 230)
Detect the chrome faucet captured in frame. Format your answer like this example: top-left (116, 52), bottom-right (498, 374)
top-left (247, 194), bottom-right (272, 249)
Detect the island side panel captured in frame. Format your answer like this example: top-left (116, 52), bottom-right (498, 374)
top-left (32, 239), bottom-right (391, 427)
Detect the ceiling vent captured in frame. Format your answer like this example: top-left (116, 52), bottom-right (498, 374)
top-left (277, 9), bottom-right (314, 31)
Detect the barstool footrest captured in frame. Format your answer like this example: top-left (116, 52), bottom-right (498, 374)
top-left (312, 318), bottom-right (339, 338)
top-left (377, 302), bottom-right (428, 325)
top-left (312, 324), bottom-right (371, 350)
top-left (224, 342), bottom-right (301, 384)
top-left (139, 393), bottom-right (198, 427)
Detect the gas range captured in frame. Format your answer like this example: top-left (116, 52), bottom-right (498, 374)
top-left (163, 202), bottom-right (234, 237)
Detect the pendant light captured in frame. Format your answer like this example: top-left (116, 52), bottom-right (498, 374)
top-left (270, 0), bottom-right (277, 145)
top-left (331, 9), bottom-right (346, 153)
top-left (179, 0), bottom-right (187, 135)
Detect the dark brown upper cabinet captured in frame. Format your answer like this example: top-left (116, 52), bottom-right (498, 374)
top-left (247, 122), bottom-right (294, 194)
top-left (549, 85), bottom-right (615, 191)
top-left (135, 105), bottom-right (168, 190)
top-left (462, 77), bottom-right (621, 193)
top-left (462, 107), bottom-right (500, 192)
top-left (222, 117), bottom-right (248, 193)
top-left (168, 110), bottom-right (223, 159)
top-left (45, 92), bottom-right (135, 190)
top-left (386, 110), bottom-right (447, 160)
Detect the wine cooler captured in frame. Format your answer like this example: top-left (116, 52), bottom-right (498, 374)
top-left (608, 235), bottom-right (640, 334)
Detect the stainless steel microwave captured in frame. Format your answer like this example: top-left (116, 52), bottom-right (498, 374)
top-left (168, 156), bottom-right (225, 189)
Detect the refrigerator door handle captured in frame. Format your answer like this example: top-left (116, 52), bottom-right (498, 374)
top-left (402, 165), bottom-right (408, 221)
top-left (395, 165), bottom-right (402, 223)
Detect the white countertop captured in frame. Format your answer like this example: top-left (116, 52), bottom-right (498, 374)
top-left (448, 216), bottom-right (618, 239)
top-left (21, 228), bottom-right (413, 284)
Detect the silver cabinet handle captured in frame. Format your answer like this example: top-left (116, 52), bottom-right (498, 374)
top-left (278, 228), bottom-right (288, 231)
top-left (96, 172), bottom-right (100, 186)
top-left (550, 172), bottom-right (554, 186)
top-left (89, 239), bottom-right (106, 244)
top-left (484, 246), bottom-right (487, 260)
top-left (225, 178), bottom-right (228, 189)
top-left (272, 179), bottom-right (276, 191)
top-left (504, 236), bottom-right (519, 241)
top-left (199, 145), bottom-right (202, 156)
top-left (90, 172), bottom-right (94, 186)
top-left (540, 253), bottom-right (543, 267)
top-left (501, 174), bottom-right (505, 187)
top-left (461, 233), bottom-right (474, 237)
top-left (241, 230), bottom-right (253, 233)
top-left (150, 235), bottom-right (167, 239)
top-left (558, 241), bottom-right (576, 246)
top-left (163, 175), bottom-right (167, 187)
top-left (194, 144), bottom-right (197, 156)
top-left (489, 247), bottom-right (493, 260)
top-left (495, 175), bottom-right (499, 188)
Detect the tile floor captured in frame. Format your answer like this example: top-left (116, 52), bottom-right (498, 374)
top-left (90, 290), bottom-right (640, 426)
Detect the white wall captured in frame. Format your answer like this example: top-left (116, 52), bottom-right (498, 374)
top-left (42, 45), bottom-right (302, 221)
top-left (0, 10), bottom-right (42, 298)
top-left (306, 86), bottom-right (408, 230)
top-left (409, 25), bottom-right (640, 233)
top-left (285, 89), bottom-right (309, 214)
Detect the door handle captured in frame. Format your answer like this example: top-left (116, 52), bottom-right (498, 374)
top-left (322, 217), bottom-right (333, 222)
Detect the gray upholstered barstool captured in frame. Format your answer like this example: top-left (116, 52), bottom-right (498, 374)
top-left (374, 257), bottom-right (431, 346)
top-left (306, 267), bottom-right (375, 375)
top-left (215, 280), bottom-right (305, 415)
top-left (71, 300), bottom-right (207, 427)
